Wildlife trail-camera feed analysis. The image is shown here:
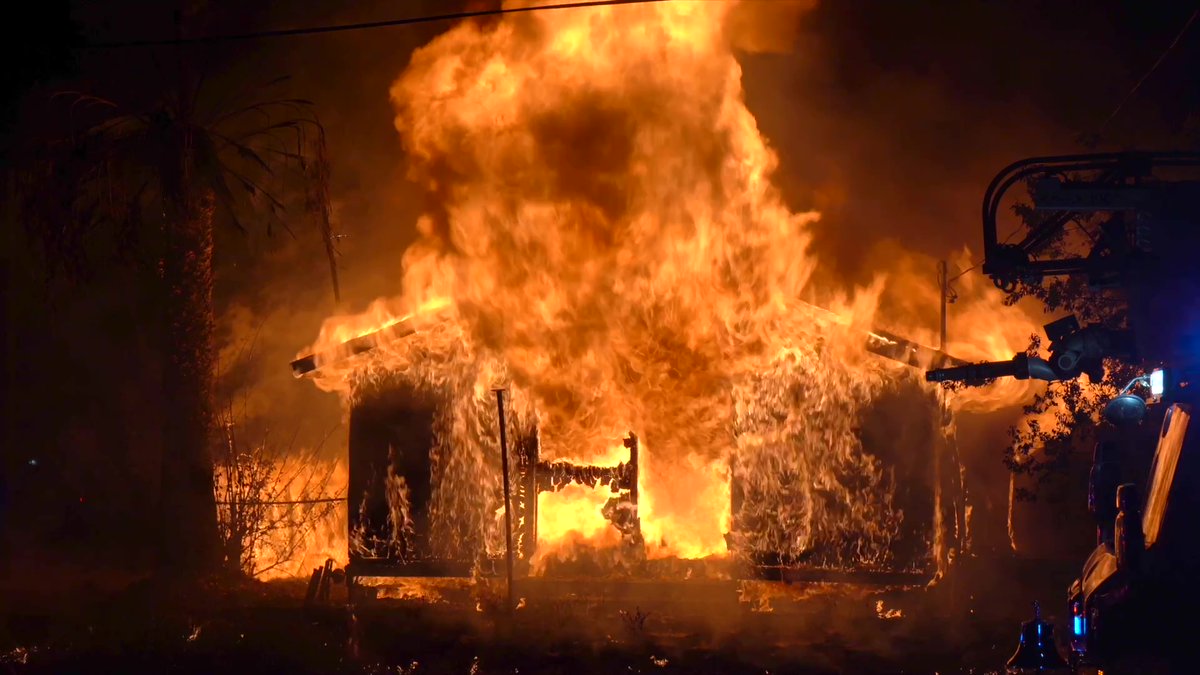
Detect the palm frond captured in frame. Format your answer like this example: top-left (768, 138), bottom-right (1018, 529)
top-left (263, 147), bottom-right (306, 162)
top-left (113, 180), bottom-right (152, 266)
top-left (212, 98), bottom-right (315, 130)
top-left (193, 133), bottom-right (247, 234)
top-left (22, 78), bottom-right (343, 304)
top-left (205, 75), bottom-right (292, 124)
top-left (15, 112), bottom-right (153, 280)
top-left (50, 91), bottom-right (120, 111)
top-left (218, 161), bottom-right (289, 215)
top-left (86, 114), bottom-right (143, 139)
top-left (234, 118), bottom-right (326, 155)
top-left (190, 71), bottom-right (208, 121)
top-left (234, 144), bottom-right (271, 174)
top-left (235, 117), bottom-right (307, 137)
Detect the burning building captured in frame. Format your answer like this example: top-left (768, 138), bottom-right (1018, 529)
top-left (291, 307), bottom-right (963, 589)
top-left (292, 2), bottom-right (970, 592)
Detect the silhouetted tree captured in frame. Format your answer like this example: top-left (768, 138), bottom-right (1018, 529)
top-left (998, 200), bottom-right (1141, 500)
top-left (14, 75), bottom-right (340, 576)
top-left (213, 331), bottom-right (343, 578)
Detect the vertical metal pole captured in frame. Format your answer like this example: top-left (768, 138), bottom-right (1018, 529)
top-left (494, 389), bottom-right (515, 612)
top-left (938, 260), bottom-right (949, 352)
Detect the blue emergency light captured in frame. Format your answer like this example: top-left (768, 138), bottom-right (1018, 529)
top-left (1071, 601), bottom-right (1087, 639)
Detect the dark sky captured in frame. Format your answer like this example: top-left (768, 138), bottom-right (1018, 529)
top-left (38, 0), bottom-right (1200, 291)
top-left (746, 0), bottom-right (1200, 282)
top-left (3, 0), bottom-right (1198, 557)
top-left (53, 0), bottom-right (1200, 272)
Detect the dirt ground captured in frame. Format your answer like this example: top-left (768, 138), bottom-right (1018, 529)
top-left (2, 552), bottom-right (1102, 675)
top-left (26, 541), bottom-right (1182, 675)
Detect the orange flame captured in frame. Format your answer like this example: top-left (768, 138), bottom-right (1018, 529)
top-left (865, 244), bottom-right (1047, 412)
top-left (249, 458), bottom-right (348, 581)
top-left (298, 1), bottom-right (1030, 571)
top-left (532, 440), bottom-right (629, 562)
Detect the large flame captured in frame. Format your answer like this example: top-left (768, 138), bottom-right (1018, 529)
top-left (232, 457), bottom-right (348, 581)
top-left (301, 1), bottom-right (1033, 571)
top-left (866, 244), bottom-right (1046, 412)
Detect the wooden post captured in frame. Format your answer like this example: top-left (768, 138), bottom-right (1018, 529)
top-left (935, 259), bottom-right (964, 621)
top-left (494, 389), bottom-right (515, 612)
top-left (318, 558), bottom-right (334, 603)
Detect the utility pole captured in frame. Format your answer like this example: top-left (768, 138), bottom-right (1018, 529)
top-left (938, 259), bottom-right (949, 352)
top-left (935, 258), bottom-right (966, 623)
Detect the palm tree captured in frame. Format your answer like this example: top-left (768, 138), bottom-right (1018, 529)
top-left (15, 75), bottom-right (340, 576)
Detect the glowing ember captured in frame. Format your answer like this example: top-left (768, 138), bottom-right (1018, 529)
top-left (360, 577), bottom-right (463, 602)
top-left (875, 599), bottom-right (903, 619)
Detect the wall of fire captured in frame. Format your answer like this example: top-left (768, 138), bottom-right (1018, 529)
top-left (343, 369), bottom-right (961, 580)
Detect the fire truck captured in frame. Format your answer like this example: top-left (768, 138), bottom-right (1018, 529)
top-left (927, 152), bottom-right (1200, 670)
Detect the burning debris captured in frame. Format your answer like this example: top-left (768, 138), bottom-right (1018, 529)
top-left (1, 647), bottom-right (33, 666)
top-left (875, 599), bottom-right (904, 620)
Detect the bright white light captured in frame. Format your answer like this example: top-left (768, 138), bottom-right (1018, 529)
top-left (1150, 369), bottom-right (1165, 396)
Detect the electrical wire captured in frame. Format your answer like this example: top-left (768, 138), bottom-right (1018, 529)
top-left (81, 0), bottom-right (668, 49)
top-left (1097, 6), bottom-right (1200, 135)
top-left (947, 263), bottom-right (979, 283)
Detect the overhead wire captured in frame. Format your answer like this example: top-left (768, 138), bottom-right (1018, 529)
top-left (80, 0), bottom-right (668, 49)
top-left (1096, 6), bottom-right (1199, 136)
top-left (968, 7), bottom-right (1200, 286)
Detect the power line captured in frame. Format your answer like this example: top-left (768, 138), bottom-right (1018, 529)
top-left (947, 262), bottom-right (979, 283)
top-left (1097, 6), bottom-right (1200, 135)
top-left (81, 0), bottom-right (668, 49)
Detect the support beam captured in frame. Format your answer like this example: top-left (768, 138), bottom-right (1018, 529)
top-left (291, 318), bottom-right (419, 377)
top-left (291, 310), bottom-right (966, 377)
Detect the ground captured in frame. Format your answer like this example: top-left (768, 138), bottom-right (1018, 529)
top-left (2, 552), bottom-right (1104, 675)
